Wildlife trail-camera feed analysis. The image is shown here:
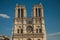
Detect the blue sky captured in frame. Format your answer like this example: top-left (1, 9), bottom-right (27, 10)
top-left (0, 0), bottom-right (60, 40)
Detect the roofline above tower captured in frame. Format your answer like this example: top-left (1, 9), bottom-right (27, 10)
top-left (16, 3), bottom-right (26, 8)
top-left (32, 2), bottom-right (43, 8)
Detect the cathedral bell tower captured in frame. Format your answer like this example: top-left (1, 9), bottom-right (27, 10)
top-left (13, 3), bottom-right (46, 40)
top-left (32, 3), bottom-right (46, 40)
top-left (13, 4), bottom-right (27, 40)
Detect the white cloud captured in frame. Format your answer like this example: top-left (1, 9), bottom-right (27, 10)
top-left (0, 14), bottom-right (10, 19)
top-left (47, 32), bottom-right (60, 36)
top-left (47, 32), bottom-right (60, 40)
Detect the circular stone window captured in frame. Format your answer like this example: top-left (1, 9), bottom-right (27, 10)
top-left (26, 26), bottom-right (33, 33)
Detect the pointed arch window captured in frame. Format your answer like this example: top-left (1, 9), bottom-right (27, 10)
top-left (36, 8), bottom-right (37, 17)
top-left (38, 8), bottom-right (41, 17)
top-left (18, 8), bottom-right (20, 18)
top-left (21, 29), bottom-right (23, 33)
top-left (39, 28), bottom-right (42, 33)
top-left (17, 29), bottom-right (19, 33)
top-left (21, 8), bottom-right (24, 18)
top-left (36, 29), bottom-right (38, 33)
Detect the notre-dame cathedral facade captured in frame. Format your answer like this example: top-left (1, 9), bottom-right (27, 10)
top-left (12, 3), bottom-right (46, 40)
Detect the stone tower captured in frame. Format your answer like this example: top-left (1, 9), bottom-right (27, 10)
top-left (13, 3), bottom-right (46, 40)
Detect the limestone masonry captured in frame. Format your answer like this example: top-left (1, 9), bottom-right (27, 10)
top-left (12, 3), bottom-right (46, 40)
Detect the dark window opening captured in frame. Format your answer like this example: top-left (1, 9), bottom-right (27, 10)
top-left (36, 8), bottom-right (37, 17)
top-left (38, 8), bottom-right (41, 17)
top-left (38, 39), bottom-right (40, 40)
top-left (21, 8), bottom-right (24, 18)
top-left (17, 29), bottom-right (19, 33)
top-left (37, 26), bottom-right (40, 27)
top-left (19, 26), bottom-right (21, 28)
top-left (36, 29), bottom-right (38, 33)
top-left (39, 28), bottom-right (42, 33)
top-left (18, 8), bottom-right (20, 18)
top-left (21, 29), bottom-right (23, 33)
top-left (27, 38), bottom-right (31, 40)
